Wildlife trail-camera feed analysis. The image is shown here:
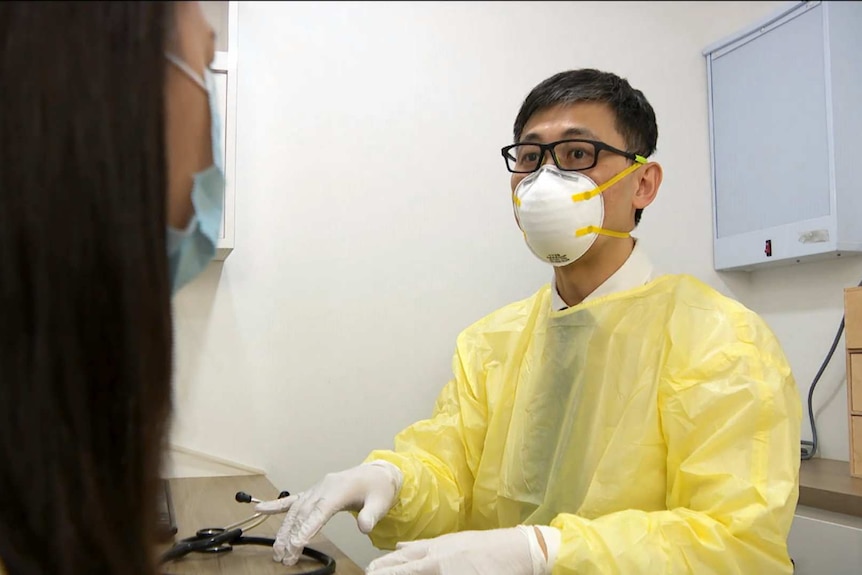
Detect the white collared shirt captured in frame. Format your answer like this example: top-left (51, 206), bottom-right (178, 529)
top-left (551, 240), bottom-right (655, 311)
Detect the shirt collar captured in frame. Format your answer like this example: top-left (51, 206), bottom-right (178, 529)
top-left (551, 240), bottom-right (655, 311)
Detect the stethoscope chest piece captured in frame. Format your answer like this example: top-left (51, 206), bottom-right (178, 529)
top-left (191, 527), bottom-right (232, 554)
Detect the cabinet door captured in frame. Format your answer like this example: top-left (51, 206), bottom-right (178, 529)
top-left (710, 4), bottom-right (830, 240)
top-left (851, 353), bottom-right (862, 415)
top-left (852, 416), bottom-right (862, 478)
top-left (845, 288), bottom-right (862, 350)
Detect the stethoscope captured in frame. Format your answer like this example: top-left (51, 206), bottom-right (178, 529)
top-left (159, 490), bottom-right (336, 575)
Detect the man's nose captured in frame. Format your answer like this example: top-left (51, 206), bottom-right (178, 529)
top-left (541, 148), bottom-right (556, 167)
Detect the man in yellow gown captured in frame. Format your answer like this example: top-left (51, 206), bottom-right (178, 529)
top-left (259, 69), bottom-right (801, 575)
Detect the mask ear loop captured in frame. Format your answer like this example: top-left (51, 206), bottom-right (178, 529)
top-left (571, 157), bottom-right (648, 238)
top-left (570, 159), bottom-right (646, 203)
top-left (575, 226), bottom-right (631, 239)
top-left (165, 52), bottom-right (208, 92)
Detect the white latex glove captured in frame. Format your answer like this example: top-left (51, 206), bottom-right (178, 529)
top-left (255, 460), bottom-right (403, 566)
top-left (365, 525), bottom-right (561, 575)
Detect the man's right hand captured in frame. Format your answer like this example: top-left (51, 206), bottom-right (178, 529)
top-left (255, 460), bottom-right (404, 565)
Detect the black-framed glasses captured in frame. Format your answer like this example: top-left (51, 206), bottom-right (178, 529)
top-left (500, 139), bottom-right (646, 174)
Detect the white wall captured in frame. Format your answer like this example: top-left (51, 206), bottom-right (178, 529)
top-left (171, 0), bottom-right (861, 567)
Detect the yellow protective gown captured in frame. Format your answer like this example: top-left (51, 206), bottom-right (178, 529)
top-left (365, 274), bottom-right (801, 574)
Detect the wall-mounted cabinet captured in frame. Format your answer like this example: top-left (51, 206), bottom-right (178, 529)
top-left (703, 1), bottom-right (862, 272)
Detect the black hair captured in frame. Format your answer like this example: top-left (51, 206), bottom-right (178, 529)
top-left (0, 2), bottom-right (173, 574)
top-left (513, 69), bottom-right (658, 225)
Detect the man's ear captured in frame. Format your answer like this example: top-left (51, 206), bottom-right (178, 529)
top-left (633, 162), bottom-right (662, 210)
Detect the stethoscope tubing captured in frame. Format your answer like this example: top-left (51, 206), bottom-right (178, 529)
top-left (159, 491), bottom-right (336, 575)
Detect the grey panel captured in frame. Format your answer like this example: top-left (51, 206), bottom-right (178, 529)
top-left (788, 507), bottom-right (862, 575)
top-left (712, 5), bottom-right (831, 239)
top-left (829, 1), bottom-right (862, 246)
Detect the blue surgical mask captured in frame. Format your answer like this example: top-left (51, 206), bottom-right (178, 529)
top-left (164, 52), bottom-right (225, 294)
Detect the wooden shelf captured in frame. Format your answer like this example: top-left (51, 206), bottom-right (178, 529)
top-left (799, 458), bottom-right (862, 518)
top-left (845, 288), bottom-right (862, 477)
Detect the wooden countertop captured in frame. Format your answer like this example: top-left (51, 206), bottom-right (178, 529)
top-left (153, 461), bottom-right (860, 574)
top-left (160, 475), bottom-right (364, 575)
top-left (799, 458), bottom-right (862, 518)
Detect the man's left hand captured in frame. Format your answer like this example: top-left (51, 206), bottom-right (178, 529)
top-left (365, 526), bottom-right (558, 575)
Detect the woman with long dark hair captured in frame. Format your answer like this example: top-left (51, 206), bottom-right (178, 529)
top-left (0, 2), bottom-right (222, 573)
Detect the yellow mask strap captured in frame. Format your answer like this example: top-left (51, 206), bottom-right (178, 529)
top-left (571, 159), bottom-right (646, 202)
top-left (575, 226), bottom-right (630, 239)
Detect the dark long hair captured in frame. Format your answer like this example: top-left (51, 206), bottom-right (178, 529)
top-left (0, 2), bottom-right (173, 574)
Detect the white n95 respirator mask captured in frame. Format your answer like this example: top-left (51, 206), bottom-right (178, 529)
top-left (512, 163), bottom-right (641, 266)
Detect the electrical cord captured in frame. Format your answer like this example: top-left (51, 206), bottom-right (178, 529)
top-left (800, 277), bottom-right (862, 460)
top-left (800, 317), bottom-right (844, 460)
